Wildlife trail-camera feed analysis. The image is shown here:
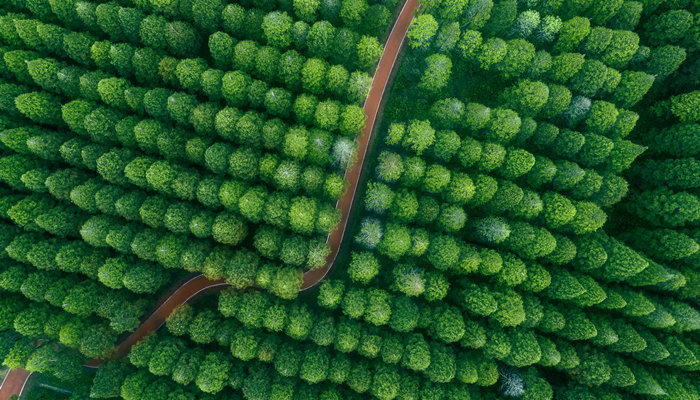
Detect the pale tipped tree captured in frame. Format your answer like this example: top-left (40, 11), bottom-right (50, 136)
top-left (499, 366), bottom-right (524, 397)
top-left (418, 54), bottom-right (452, 95)
top-left (533, 15), bottom-right (562, 43)
top-left (510, 10), bottom-right (540, 38)
top-left (393, 263), bottom-right (425, 297)
top-left (355, 217), bottom-right (383, 249)
top-left (331, 137), bottom-right (357, 170)
top-left (375, 151), bottom-right (404, 182)
top-left (562, 95), bottom-right (591, 126)
top-left (470, 216), bottom-right (511, 244)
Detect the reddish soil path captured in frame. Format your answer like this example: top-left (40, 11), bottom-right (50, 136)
top-left (1, 0), bottom-right (420, 392)
top-left (0, 368), bottom-right (31, 399)
top-left (301, 0), bottom-right (420, 290)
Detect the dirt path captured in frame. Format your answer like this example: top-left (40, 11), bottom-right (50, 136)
top-left (300, 0), bottom-right (420, 289)
top-left (0, 368), bottom-right (31, 399)
top-left (1, 0), bottom-right (420, 391)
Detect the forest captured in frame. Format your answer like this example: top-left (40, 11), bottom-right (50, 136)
top-left (0, 0), bottom-right (698, 398)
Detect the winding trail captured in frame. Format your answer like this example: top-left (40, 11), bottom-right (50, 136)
top-left (0, 0), bottom-right (420, 395)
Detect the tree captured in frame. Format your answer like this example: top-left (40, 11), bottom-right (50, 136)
top-left (646, 45), bottom-right (686, 79)
top-left (191, 0), bottom-right (224, 33)
top-left (79, 324), bottom-right (117, 359)
top-left (364, 289), bottom-right (391, 326)
top-left (91, 360), bottom-right (132, 398)
top-left (378, 223), bottom-right (411, 260)
top-left (347, 71), bottom-right (372, 103)
top-left (624, 187), bottom-right (700, 227)
top-left (120, 370), bottom-right (151, 400)
top-left (275, 50), bottom-right (303, 92)
top-left (470, 216), bottom-right (511, 244)
top-left (307, 21), bottom-right (335, 58)
top-left (209, 32), bottom-right (234, 71)
top-left (348, 251), bottom-right (380, 284)
top-left (339, 0), bottom-right (368, 28)
top-left (511, 10), bottom-right (540, 38)
top-left (165, 22), bottom-right (201, 57)
top-left (287, 196), bottom-right (316, 235)
top-left (432, 130), bottom-right (461, 162)
top-left (294, 0), bottom-right (320, 22)
top-left (401, 333), bottom-right (430, 371)
top-left (314, 100), bottom-right (340, 132)
top-left (456, 29), bottom-right (482, 60)
top-left (341, 286), bottom-right (367, 320)
top-left (300, 347), bottom-right (330, 383)
top-left (148, 338), bottom-right (182, 376)
top-left (602, 30), bottom-right (639, 69)
top-left (497, 39), bottom-right (535, 79)
top-left (15, 92), bottom-right (62, 125)
top-left (285, 303), bottom-right (313, 340)
top-left (195, 352), bottom-right (230, 393)
top-left (419, 53), bottom-right (452, 95)
top-left (402, 120), bottom-right (435, 155)
top-left (554, 16), bottom-right (590, 52)
top-left (356, 36), bottom-right (382, 70)
top-left (273, 126), bottom-right (304, 162)
top-left (230, 329), bottom-right (258, 361)
top-left (374, 151), bottom-right (403, 183)
top-left (610, 70), bottom-right (655, 108)
top-left (575, 350), bottom-right (611, 386)
top-left (370, 364), bottom-right (400, 400)
top-left (407, 15), bottom-right (438, 50)
top-left (622, 228), bottom-right (699, 261)
top-left (426, 342), bottom-right (456, 383)
top-left (501, 80), bottom-right (549, 117)
top-left (671, 91), bottom-right (700, 123)
top-left (534, 15), bottom-right (562, 43)
top-left (262, 11), bottom-right (293, 49)
top-left (430, 305), bottom-right (465, 343)
top-left (644, 9), bottom-right (693, 45)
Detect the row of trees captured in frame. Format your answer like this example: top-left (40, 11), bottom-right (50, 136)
top-left (9, 0), bottom-right (392, 70)
top-left (0, 293), bottom-right (117, 359)
top-left (1, 47), bottom-right (366, 166)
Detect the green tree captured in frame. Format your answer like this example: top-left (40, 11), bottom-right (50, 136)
top-left (643, 9), bottom-right (693, 45)
top-left (307, 21), bottom-right (336, 58)
top-left (402, 119), bottom-right (435, 155)
top-left (671, 91), bottom-right (700, 123)
top-left (195, 352), bottom-right (230, 393)
top-left (339, 0), bottom-right (368, 28)
top-left (300, 347), bottom-right (330, 383)
top-left (407, 14), bottom-right (438, 50)
top-left (262, 11), bottom-right (293, 49)
top-left (348, 251), bottom-right (380, 284)
top-left (356, 36), bottom-right (382, 70)
top-left (419, 53), bottom-right (452, 95)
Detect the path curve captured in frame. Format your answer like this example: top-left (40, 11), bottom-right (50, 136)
top-left (1, 0), bottom-right (420, 393)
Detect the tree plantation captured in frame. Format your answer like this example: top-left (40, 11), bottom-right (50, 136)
top-left (0, 0), bottom-right (697, 398)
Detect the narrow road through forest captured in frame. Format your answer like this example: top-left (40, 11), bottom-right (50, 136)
top-left (0, 368), bottom-right (31, 399)
top-left (0, 0), bottom-right (420, 395)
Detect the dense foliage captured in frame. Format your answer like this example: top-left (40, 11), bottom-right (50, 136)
top-left (0, 0), bottom-right (698, 398)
